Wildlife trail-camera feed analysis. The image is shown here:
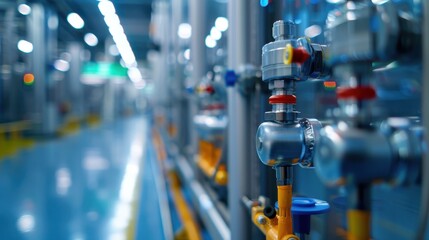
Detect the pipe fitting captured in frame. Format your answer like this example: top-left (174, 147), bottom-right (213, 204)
top-left (262, 21), bottom-right (328, 82)
top-left (314, 119), bottom-right (422, 186)
top-left (256, 119), bottom-right (322, 168)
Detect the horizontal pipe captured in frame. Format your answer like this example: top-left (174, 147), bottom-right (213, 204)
top-left (174, 151), bottom-right (231, 240)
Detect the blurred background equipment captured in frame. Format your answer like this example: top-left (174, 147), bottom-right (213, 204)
top-left (0, 0), bottom-right (427, 240)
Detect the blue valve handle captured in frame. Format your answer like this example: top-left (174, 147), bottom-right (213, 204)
top-left (275, 197), bottom-right (330, 235)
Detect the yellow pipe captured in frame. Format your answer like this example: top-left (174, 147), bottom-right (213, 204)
top-left (153, 130), bottom-right (202, 240)
top-left (251, 205), bottom-right (299, 240)
top-left (347, 210), bottom-right (371, 240)
top-left (278, 185), bottom-right (293, 239)
top-left (169, 172), bottom-right (202, 240)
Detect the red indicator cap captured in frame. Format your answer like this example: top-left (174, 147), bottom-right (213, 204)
top-left (269, 95), bottom-right (297, 104)
top-left (337, 86), bottom-right (376, 100)
top-left (292, 47), bottom-right (310, 65)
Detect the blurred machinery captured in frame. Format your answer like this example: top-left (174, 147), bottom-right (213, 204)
top-left (193, 68), bottom-right (228, 191)
top-left (314, 1), bottom-right (424, 239)
top-left (0, 0), bottom-right (428, 239)
top-left (168, 0), bottom-right (428, 239)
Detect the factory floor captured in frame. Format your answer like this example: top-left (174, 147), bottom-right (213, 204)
top-left (0, 115), bottom-right (193, 240)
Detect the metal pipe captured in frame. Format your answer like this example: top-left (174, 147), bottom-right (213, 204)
top-left (417, 1), bottom-right (429, 239)
top-left (29, 4), bottom-right (47, 133)
top-left (176, 155), bottom-right (230, 240)
top-left (189, 0), bottom-right (206, 155)
top-left (171, 0), bottom-right (184, 144)
top-left (227, 0), bottom-right (251, 239)
top-left (150, 143), bottom-right (174, 240)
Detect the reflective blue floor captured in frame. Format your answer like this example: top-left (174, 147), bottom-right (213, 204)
top-left (0, 116), bottom-right (163, 240)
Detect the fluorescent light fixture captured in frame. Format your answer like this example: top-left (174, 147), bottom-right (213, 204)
top-left (177, 23), bottom-right (192, 39)
top-left (17, 214), bottom-right (35, 233)
top-left (54, 59), bottom-right (70, 72)
top-left (215, 17), bottom-right (228, 32)
top-left (98, 0), bottom-right (116, 17)
top-left (84, 33), bottom-right (98, 47)
top-left (109, 45), bottom-right (120, 56)
top-left (109, 25), bottom-right (125, 36)
top-left (104, 14), bottom-right (120, 28)
top-left (67, 13), bottom-right (84, 29)
top-left (184, 49), bottom-right (190, 60)
top-left (18, 4), bottom-right (31, 15)
top-left (371, 0), bottom-right (389, 4)
top-left (304, 25), bottom-right (322, 38)
top-left (205, 36), bottom-right (217, 48)
top-left (210, 27), bottom-right (222, 41)
top-left (128, 67), bottom-right (142, 83)
top-left (326, 0), bottom-right (345, 3)
top-left (99, 0), bottom-right (139, 75)
top-left (17, 40), bottom-right (33, 53)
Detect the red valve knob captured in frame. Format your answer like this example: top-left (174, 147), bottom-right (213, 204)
top-left (205, 85), bottom-right (215, 94)
top-left (284, 44), bottom-right (310, 65)
top-left (269, 95), bottom-right (297, 104)
top-left (337, 86), bottom-right (377, 100)
top-left (292, 47), bottom-right (310, 65)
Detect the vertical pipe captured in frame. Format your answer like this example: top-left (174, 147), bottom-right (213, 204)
top-left (227, 0), bottom-right (250, 239)
top-left (152, 1), bottom-right (170, 121)
top-left (417, 1), bottom-right (429, 239)
top-left (189, 0), bottom-right (206, 154)
top-left (29, 4), bottom-right (47, 133)
top-left (277, 185), bottom-right (293, 238)
top-left (3, 8), bottom-right (18, 122)
top-left (171, 0), bottom-right (183, 143)
top-left (67, 43), bottom-right (84, 120)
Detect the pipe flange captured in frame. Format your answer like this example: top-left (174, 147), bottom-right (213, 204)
top-left (299, 118), bottom-right (322, 168)
top-left (265, 111), bottom-right (299, 123)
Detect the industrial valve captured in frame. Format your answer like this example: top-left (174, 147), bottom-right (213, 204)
top-left (311, 1), bottom-right (423, 239)
top-left (253, 20), bottom-right (330, 240)
top-left (315, 118), bottom-right (423, 187)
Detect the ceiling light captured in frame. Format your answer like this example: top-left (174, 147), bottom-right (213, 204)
top-left (18, 4), bottom-right (31, 15)
top-left (326, 0), bottom-right (345, 3)
top-left (128, 67), bottom-right (142, 83)
top-left (17, 214), bottom-right (35, 233)
top-left (304, 25), bottom-right (322, 38)
top-left (109, 25), bottom-right (125, 37)
top-left (99, 0), bottom-right (138, 71)
top-left (184, 49), bottom-right (190, 60)
top-left (109, 45), bottom-right (120, 56)
top-left (54, 59), bottom-right (70, 72)
top-left (98, 0), bottom-right (116, 16)
top-left (17, 40), bottom-right (33, 53)
top-left (205, 36), bottom-right (217, 48)
top-left (210, 27), bottom-right (222, 41)
top-left (67, 13), bottom-right (84, 29)
top-left (215, 17), bottom-right (228, 32)
top-left (178, 23), bottom-right (192, 39)
top-left (104, 14), bottom-right (120, 28)
top-left (84, 33), bottom-right (98, 47)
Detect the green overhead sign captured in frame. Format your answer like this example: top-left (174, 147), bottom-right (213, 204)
top-left (82, 62), bottom-right (127, 77)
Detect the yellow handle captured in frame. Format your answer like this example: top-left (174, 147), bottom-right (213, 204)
top-left (347, 210), bottom-right (371, 240)
top-left (277, 185), bottom-right (293, 239)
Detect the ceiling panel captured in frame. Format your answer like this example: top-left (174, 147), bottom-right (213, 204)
top-left (34, 0), bottom-right (153, 61)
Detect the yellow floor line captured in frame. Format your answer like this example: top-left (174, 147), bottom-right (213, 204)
top-left (153, 129), bottom-right (202, 240)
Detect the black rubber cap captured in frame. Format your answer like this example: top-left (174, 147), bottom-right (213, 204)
top-left (263, 206), bottom-right (277, 219)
